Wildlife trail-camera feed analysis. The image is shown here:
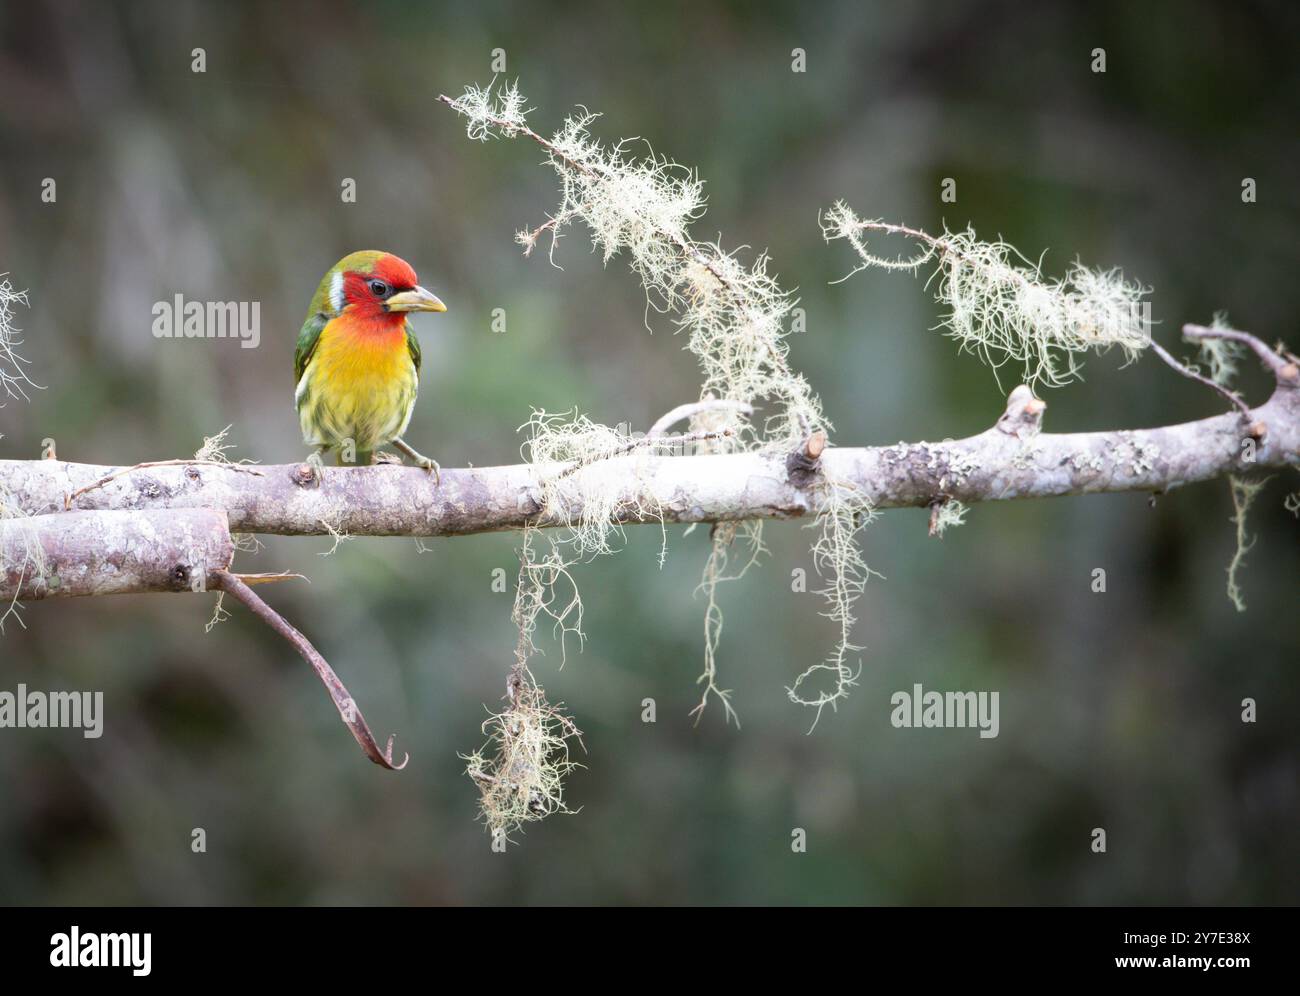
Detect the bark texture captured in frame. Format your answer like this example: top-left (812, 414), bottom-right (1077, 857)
top-left (1, 379), bottom-right (1295, 548)
top-left (0, 508), bottom-right (232, 601)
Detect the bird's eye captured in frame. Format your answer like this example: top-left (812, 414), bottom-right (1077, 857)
top-left (369, 279), bottom-right (391, 299)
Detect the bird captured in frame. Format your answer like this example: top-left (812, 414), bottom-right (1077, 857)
top-left (294, 250), bottom-right (446, 480)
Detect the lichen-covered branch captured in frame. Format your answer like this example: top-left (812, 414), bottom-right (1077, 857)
top-left (0, 506), bottom-right (407, 769)
top-left (1, 508), bottom-right (233, 601)
top-left (2, 372), bottom-right (1296, 543)
top-left (1, 350), bottom-right (1293, 780)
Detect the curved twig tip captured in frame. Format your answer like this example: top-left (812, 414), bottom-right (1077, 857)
top-left (384, 735), bottom-right (410, 770)
top-left (212, 570), bottom-right (409, 773)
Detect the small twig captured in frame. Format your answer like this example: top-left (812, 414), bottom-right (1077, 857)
top-left (65, 459), bottom-right (264, 510)
top-left (803, 430), bottom-right (827, 461)
top-left (233, 571), bottom-right (308, 586)
top-left (437, 93), bottom-right (600, 178)
top-left (832, 219), bottom-right (968, 279)
top-left (1182, 323), bottom-right (1294, 382)
top-left (1149, 339), bottom-right (1253, 419)
top-left (518, 208), bottom-right (581, 257)
top-left (648, 398), bottom-right (753, 438)
top-left (785, 429), bottom-right (827, 486)
top-left (212, 570), bottom-right (407, 771)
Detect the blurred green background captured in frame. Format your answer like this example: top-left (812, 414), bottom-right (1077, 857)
top-left (1, 0), bottom-right (1297, 905)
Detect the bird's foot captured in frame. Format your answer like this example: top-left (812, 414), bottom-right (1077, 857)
top-left (417, 455), bottom-right (441, 483)
top-left (393, 438), bottom-right (441, 484)
top-left (373, 451), bottom-right (403, 465)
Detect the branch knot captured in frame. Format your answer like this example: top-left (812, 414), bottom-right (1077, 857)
top-left (996, 385), bottom-right (1046, 440)
top-left (786, 430), bottom-right (827, 487)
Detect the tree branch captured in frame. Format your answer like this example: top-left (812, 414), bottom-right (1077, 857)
top-left (2, 372), bottom-right (1295, 541)
top-left (1, 508), bottom-right (232, 601)
top-left (0, 507), bottom-right (407, 770)
top-left (2, 339), bottom-right (1293, 773)
top-left (211, 570), bottom-right (408, 771)
top-left (1183, 322), bottom-right (1296, 379)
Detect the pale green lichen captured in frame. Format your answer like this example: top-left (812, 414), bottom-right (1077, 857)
top-left (693, 520), bottom-right (765, 727)
top-left (446, 80), bottom-right (862, 749)
top-left (787, 476), bottom-right (879, 728)
top-left (929, 499), bottom-right (969, 537)
top-left (0, 275), bottom-right (38, 405)
top-left (821, 205), bottom-right (1152, 389)
top-left (461, 664), bottom-right (583, 841)
top-left (1225, 475), bottom-right (1269, 612)
top-left (1187, 312), bottom-right (1244, 388)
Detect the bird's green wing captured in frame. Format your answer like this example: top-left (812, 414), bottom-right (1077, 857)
top-left (294, 312), bottom-right (328, 388)
top-left (405, 320), bottom-right (422, 378)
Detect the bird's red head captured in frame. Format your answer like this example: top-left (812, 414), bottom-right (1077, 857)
top-left (312, 250), bottom-right (446, 323)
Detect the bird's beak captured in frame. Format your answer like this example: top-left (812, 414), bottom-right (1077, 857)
top-left (386, 286), bottom-right (447, 313)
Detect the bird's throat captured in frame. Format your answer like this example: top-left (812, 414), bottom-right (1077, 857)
top-left (338, 310), bottom-right (407, 343)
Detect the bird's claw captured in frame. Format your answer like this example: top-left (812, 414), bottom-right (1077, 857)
top-left (392, 438), bottom-right (441, 484)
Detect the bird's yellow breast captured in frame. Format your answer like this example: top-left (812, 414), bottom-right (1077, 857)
top-left (297, 319), bottom-right (418, 454)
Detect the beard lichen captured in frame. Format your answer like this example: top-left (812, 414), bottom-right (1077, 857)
top-left (1225, 474), bottom-right (1269, 613)
top-left (1187, 312), bottom-right (1245, 388)
top-left (820, 204), bottom-right (1152, 389)
top-left (788, 475), bottom-right (879, 729)
top-left (693, 519), bottom-right (766, 727)
top-left (0, 276), bottom-right (38, 405)
top-left (448, 78), bottom-right (871, 755)
top-left (441, 82), bottom-right (889, 833)
top-left (461, 662), bottom-right (583, 841)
